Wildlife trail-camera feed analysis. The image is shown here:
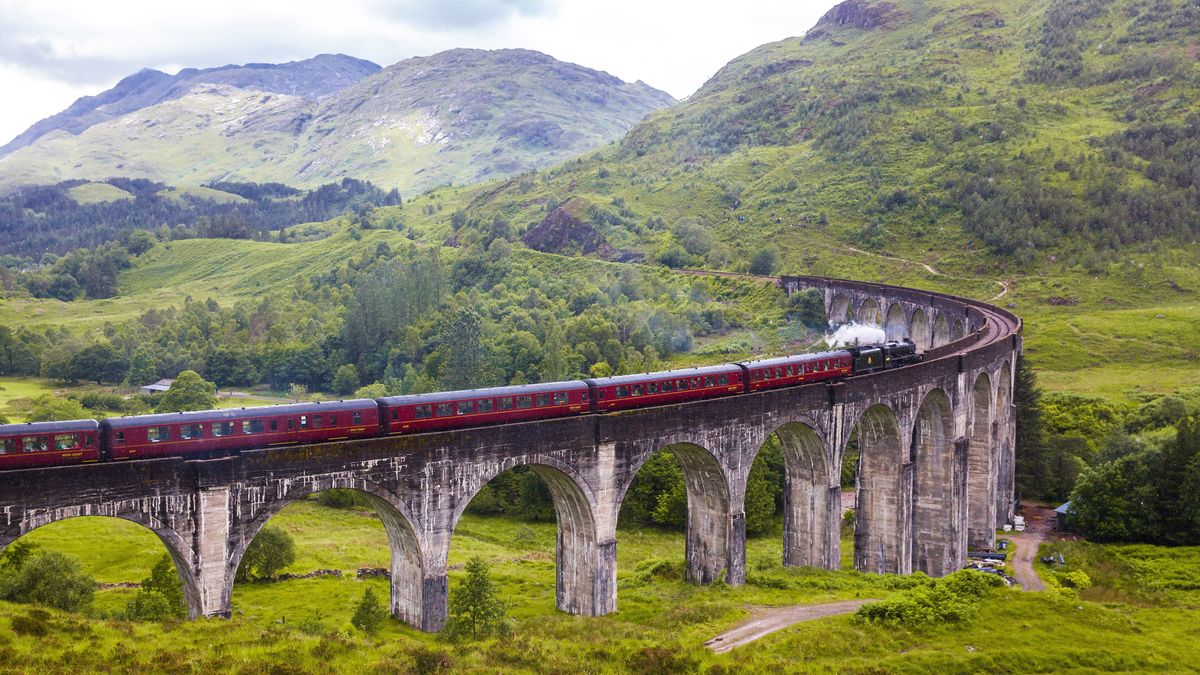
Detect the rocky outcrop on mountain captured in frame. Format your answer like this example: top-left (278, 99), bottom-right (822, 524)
top-left (0, 54), bottom-right (380, 156)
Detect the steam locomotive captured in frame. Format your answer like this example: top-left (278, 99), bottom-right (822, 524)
top-left (0, 340), bottom-right (919, 471)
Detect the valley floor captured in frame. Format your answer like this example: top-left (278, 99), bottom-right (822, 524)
top-left (2, 501), bottom-right (1198, 672)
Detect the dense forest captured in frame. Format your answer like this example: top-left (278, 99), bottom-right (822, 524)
top-left (0, 177), bottom-right (402, 258)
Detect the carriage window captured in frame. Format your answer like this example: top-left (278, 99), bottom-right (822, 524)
top-left (271, 420), bottom-right (278, 431)
top-left (85, 434), bottom-right (94, 446)
top-left (311, 416), bottom-right (323, 429)
top-left (415, 405), bottom-right (433, 419)
top-left (597, 389), bottom-right (606, 399)
top-left (517, 396), bottom-right (533, 409)
top-left (181, 424), bottom-right (203, 440)
top-left (704, 376), bottom-right (715, 387)
top-left (817, 361), bottom-right (825, 372)
top-left (631, 385), bottom-right (643, 396)
top-left (647, 383), bottom-right (658, 394)
top-left (553, 392), bottom-right (568, 404)
top-left (718, 374), bottom-right (729, 385)
top-left (299, 415), bottom-right (310, 429)
top-left (478, 399), bottom-right (494, 413)
top-left (392, 409), bottom-right (400, 421)
top-left (458, 401), bottom-right (474, 415)
top-left (499, 397), bottom-right (514, 411)
top-left (0, 438), bottom-right (13, 454)
top-left (115, 431), bottom-right (125, 445)
top-left (148, 426), bottom-right (168, 442)
top-left (23, 436), bottom-right (47, 453)
top-left (212, 422), bottom-right (233, 437)
top-left (785, 366), bottom-right (794, 377)
top-left (287, 419), bottom-right (295, 431)
top-left (243, 419), bottom-right (264, 434)
top-left (805, 362), bottom-right (814, 374)
top-left (352, 412), bottom-right (362, 425)
top-left (329, 415), bottom-right (338, 426)
top-left (616, 386), bottom-right (629, 398)
top-left (661, 380), bottom-right (674, 392)
top-left (436, 403), bottom-right (453, 417)
top-left (535, 393), bottom-right (551, 406)
top-left (54, 434), bottom-right (79, 450)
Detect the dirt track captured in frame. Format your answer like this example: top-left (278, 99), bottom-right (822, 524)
top-left (1004, 504), bottom-right (1055, 591)
top-left (704, 599), bottom-right (874, 653)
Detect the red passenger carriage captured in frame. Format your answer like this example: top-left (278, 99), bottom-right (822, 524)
top-left (741, 350), bottom-right (853, 392)
top-left (585, 364), bottom-right (744, 412)
top-left (100, 400), bottom-right (379, 461)
top-left (378, 382), bottom-right (590, 434)
top-left (0, 419), bottom-right (101, 470)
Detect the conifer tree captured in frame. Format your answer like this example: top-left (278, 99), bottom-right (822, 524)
top-left (446, 556), bottom-right (507, 640)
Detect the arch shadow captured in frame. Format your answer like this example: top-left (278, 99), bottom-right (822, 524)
top-left (232, 480), bottom-right (427, 629)
top-left (884, 303), bottom-right (908, 341)
top-left (932, 313), bottom-right (950, 348)
top-left (2, 514), bottom-right (202, 619)
top-left (910, 389), bottom-right (960, 575)
top-left (967, 373), bottom-right (994, 549)
top-left (910, 308), bottom-right (931, 351)
top-left (851, 404), bottom-right (906, 574)
top-left (829, 294), bottom-right (852, 324)
top-left (858, 298), bottom-right (881, 325)
top-left (619, 440), bottom-right (735, 585)
top-left (449, 456), bottom-right (608, 617)
top-left (770, 422), bottom-right (838, 570)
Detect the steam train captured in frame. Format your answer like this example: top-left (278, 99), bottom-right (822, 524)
top-left (0, 340), bottom-right (919, 471)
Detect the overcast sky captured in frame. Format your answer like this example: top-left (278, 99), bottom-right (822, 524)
top-left (0, 0), bottom-right (838, 145)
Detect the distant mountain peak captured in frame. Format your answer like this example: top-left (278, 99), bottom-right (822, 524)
top-left (0, 54), bottom-right (381, 156)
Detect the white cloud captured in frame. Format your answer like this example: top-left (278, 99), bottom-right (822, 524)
top-left (0, 0), bottom-right (837, 146)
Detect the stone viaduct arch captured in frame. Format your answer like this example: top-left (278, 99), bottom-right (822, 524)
top-left (1, 275), bottom-right (1021, 632)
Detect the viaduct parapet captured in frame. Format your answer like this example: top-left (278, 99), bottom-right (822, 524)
top-left (0, 275), bottom-right (1021, 631)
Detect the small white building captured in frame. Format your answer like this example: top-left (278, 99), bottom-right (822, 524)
top-left (140, 378), bottom-right (174, 395)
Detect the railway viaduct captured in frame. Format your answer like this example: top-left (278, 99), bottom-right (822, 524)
top-left (0, 275), bottom-right (1020, 632)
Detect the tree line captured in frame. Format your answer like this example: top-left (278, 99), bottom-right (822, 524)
top-left (0, 176), bottom-right (401, 259)
top-left (1015, 358), bottom-right (1200, 545)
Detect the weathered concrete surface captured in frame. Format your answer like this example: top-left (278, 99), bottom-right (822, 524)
top-left (0, 276), bottom-right (1020, 631)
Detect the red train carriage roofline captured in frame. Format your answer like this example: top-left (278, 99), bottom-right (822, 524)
top-left (737, 350), bottom-right (853, 369)
top-left (102, 399), bottom-right (378, 429)
top-left (583, 363), bottom-right (743, 388)
top-left (378, 381), bottom-right (589, 407)
top-left (0, 419), bottom-right (101, 435)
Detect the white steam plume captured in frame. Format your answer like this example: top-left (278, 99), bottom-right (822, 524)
top-left (825, 322), bottom-right (886, 348)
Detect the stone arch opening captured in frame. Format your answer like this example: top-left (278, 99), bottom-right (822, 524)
top-left (967, 373), bottom-right (995, 549)
top-left (951, 317), bottom-right (967, 341)
top-left (884, 303), bottom-right (908, 341)
top-left (769, 422), bottom-right (837, 570)
top-left (1, 515), bottom-right (199, 618)
top-left (851, 404), bottom-right (906, 574)
top-left (232, 483), bottom-right (427, 629)
top-left (451, 461), bottom-right (606, 618)
top-left (857, 298), bottom-right (882, 325)
top-left (620, 442), bottom-right (733, 585)
top-left (932, 313), bottom-right (950, 348)
top-left (910, 308), bottom-right (931, 351)
top-left (994, 363), bottom-right (1013, 526)
top-left (910, 389), bottom-right (960, 575)
top-left (829, 294), bottom-right (852, 325)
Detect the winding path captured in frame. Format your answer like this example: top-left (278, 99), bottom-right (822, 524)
top-left (704, 599), bottom-right (874, 653)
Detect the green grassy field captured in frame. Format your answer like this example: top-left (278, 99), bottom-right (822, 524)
top-left (2, 499), bottom-right (1196, 672)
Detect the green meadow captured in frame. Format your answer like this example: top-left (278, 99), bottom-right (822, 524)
top-left (2, 499), bottom-right (1197, 672)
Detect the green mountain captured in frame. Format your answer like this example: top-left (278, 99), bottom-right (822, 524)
top-left (0, 49), bottom-right (676, 194)
top-left (443, 0), bottom-right (1198, 266)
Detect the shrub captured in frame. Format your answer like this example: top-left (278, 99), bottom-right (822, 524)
top-left (125, 554), bottom-right (186, 621)
top-left (855, 570), bottom-right (1000, 629)
top-left (410, 646), bottom-right (454, 674)
top-left (236, 525), bottom-right (296, 582)
top-left (627, 645), bottom-right (700, 674)
top-left (351, 587), bottom-right (388, 634)
top-left (1056, 570), bottom-right (1093, 590)
top-left (0, 551), bottom-right (95, 612)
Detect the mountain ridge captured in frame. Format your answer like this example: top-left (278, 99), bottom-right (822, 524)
top-left (0, 48), bottom-right (677, 193)
top-left (0, 54), bottom-right (381, 156)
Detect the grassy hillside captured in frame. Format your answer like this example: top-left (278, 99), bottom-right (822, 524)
top-left (3, 500), bottom-right (1196, 672)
